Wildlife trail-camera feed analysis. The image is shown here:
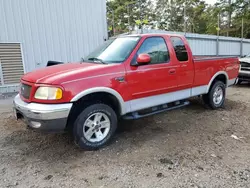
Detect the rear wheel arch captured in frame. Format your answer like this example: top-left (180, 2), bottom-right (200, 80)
top-left (207, 71), bottom-right (228, 93)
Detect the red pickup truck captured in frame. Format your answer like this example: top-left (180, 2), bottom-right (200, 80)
top-left (13, 34), bottom-right (239, 150)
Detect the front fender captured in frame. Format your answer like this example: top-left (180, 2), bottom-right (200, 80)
top-left (70, 87), bottom-right (129, 115)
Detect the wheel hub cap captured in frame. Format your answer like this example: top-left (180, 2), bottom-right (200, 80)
top-left (83, 112), bottom-right (111, 142)
top-left (213, 86), bottom-right (223, 105)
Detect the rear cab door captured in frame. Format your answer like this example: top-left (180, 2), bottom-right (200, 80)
top-left (169, 36), bottom-right (195, 90)
top-left (124, 35), bottom-right (180, 111)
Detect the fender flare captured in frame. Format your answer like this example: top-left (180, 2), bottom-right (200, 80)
top-left (206, 71), bottom-right (229, 93)
top-left (70, 87), bottom-right (128, 115)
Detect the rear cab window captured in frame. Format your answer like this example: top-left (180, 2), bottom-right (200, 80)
top-left (136, 37), bottom-right (170, 64)
top-left (170, 37), bottom-right (188, 62)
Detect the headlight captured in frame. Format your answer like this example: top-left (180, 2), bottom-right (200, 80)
top-left (34, 87), bottom-right (63, 100)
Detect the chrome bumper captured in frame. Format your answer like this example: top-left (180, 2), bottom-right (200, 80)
top-left (13, 94), bottom-right (72, 132)
top-left (239, 70), bottom-right (250, 78)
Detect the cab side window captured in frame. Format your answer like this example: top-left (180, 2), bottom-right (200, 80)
top-left (137, 37), bottom-right (170, 64)
top-left (170, 37), bottom-right (188, 61)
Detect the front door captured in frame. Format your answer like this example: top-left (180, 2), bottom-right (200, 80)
top-left (125, 36), bottom-right (179, 112)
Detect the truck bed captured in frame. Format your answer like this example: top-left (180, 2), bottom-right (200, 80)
top-left (192, 56), bottom-right (239, 88)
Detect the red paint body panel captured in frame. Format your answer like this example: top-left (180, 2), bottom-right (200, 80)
top-left (19, 33), bottom-right (240, 106)
top-left (193, 57), bottom-right (239, 87)
top-left (124, 35), bottom-right (179, 100)
top-left (166, 35), bottom-right (195, 90)
top-left (21, 63), bottom-right (127, 104)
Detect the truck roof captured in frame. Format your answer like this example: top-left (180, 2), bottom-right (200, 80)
top-left (117, 33), bottom-right (184, 38)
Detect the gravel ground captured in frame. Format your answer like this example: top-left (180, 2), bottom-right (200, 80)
top-left (0, 85), bottom-right (250, 188)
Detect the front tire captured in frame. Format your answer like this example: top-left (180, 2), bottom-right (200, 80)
top-left (203, 81), bottom-right (226, 109)
top-left (73, 103), bottom-right (117, 150)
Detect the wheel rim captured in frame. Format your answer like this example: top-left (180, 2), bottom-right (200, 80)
top-left (83, 112), bottom-right (111, 143)
top-left (213, 86), bottom-right (224, 105)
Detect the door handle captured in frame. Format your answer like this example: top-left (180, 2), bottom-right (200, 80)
top-left (169, 69), bottom-right (176, 74)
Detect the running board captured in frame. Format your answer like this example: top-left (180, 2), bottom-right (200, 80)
top-left (123, 100), bottom-right (190, 120)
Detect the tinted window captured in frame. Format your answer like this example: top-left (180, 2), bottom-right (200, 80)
top-left (170, 37), bottom-right (188, 61)
top-left (137, 37), bottom-right (170, 64)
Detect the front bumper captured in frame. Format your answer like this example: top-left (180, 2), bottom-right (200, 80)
top-left (238, 70), bottom-right (250, 81)
top-left (13, 94), bottom-right (72, 132)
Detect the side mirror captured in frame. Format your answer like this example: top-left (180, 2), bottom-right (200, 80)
top-left (136, 54), bottom-right (151, 65)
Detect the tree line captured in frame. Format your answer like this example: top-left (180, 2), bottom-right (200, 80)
top-left (107, 0), bottom-right (250, 38)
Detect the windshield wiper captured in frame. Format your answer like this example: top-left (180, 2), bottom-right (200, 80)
top-left (88, 57), bottom-right (106, 64)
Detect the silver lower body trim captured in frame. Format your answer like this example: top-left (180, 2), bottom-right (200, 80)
top-left (126, 85), bottom-right (209, 113)
top-left (227, 78), bottom-right (237, 87)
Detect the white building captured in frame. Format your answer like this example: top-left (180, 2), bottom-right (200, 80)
top-left (0, 0), bottom-right (107, 93)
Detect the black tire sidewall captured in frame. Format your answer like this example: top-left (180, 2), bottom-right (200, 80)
top-left (73, 104), bottom-right (117, 150)
top-left (208, 81), bottom-right (226, 109)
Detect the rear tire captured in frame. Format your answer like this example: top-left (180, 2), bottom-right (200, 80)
top-left (203, 81), bottom-right (226, 109)
top-left (73, 103), bottom-right (117, 150)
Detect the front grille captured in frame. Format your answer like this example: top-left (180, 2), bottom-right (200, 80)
top-left (20, 83), bottom-right (32, 99)
top-left (242, 68), bottom-right (250, 71)
top-left (240, 62), bottom-right (250, 68)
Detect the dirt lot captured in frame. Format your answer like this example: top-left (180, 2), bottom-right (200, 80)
top-left (0, 85), bottom-right (250, 188)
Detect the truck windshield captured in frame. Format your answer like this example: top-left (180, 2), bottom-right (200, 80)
top-left (85, 37), bottom-right (140, 64)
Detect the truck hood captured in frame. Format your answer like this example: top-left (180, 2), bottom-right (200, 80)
top-left (21, 62), bottom-right (118, 84)
top-left (239, 57), bottom-right (250, 63)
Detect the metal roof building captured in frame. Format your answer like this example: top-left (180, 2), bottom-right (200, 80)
top-left (0, 0), bottom-right (107, 93)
